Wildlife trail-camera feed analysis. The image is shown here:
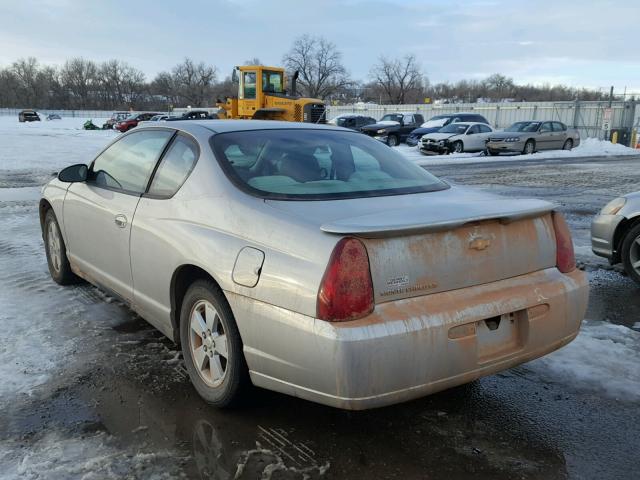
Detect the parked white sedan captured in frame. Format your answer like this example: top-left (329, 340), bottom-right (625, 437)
top-left (419, 122), bottom-right (494, 155)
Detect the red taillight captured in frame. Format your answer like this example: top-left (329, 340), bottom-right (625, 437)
top-left (317, 237), bottom-right (374, 322)
top-left (552, 212), bottom-right (576, 273)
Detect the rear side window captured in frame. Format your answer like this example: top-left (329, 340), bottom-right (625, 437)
top-left (552, 122), bottom-right (566, 131)
top-left (210, 129), bottom-right (448, 200)
top-left (479, 124), bottom-right (492, 133)
top-left (148, 134), bottom-right (198, 197)
top-left (90, 130), bottom-right (173, 194)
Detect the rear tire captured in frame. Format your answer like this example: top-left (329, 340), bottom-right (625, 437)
top-left (44, 210), bottom-right (78, 285)
top-left (621, 224), bottom-right (640, 285)
top-left (488, 149), bottom-right (499, 156)
top-left (180, 279), bottom-right (250, 407)
top-left (387, 135), bottom-right (399, 147)
top-left (523, 140), bottom-right (535, 155)
top-left (562, 139), bottom-right (573, 150)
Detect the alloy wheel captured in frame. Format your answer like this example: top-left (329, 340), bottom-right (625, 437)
top-left (189, 300), bottom-right (229, 387)
top-left (47, 221), bottom-right (62, 274)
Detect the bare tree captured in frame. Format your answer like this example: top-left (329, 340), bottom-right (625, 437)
top-left (100, 60), bottom-right (146, 109)
top-left (282, 35), bottom-right (352, 100)
top-left (171, 58), bottom-right (217, 107)
top-left (60, 58), bottom-right (99, 108)
top-left (370, 55), bottom-right (425, 104)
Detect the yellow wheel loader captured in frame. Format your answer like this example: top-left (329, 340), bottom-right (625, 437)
top-left (216, 65), bottom-right (327, 123)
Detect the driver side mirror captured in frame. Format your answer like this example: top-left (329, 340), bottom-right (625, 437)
top-left (58, 164), bottom-right (88, 183)
top-left (231, 68), bottom-right (239, 84)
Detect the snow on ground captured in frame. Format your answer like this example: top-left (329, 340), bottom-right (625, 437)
top-left (530, 320), bottom-right (640, 401)
top-left (399, 137), bottom-right (640, 167)
top-left (0, 431), bottom-right (184, 480)
top-left (0, 116), bottom-right (116, 186)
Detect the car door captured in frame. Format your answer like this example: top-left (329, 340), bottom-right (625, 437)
top-left (552, 122), bottom-right (567, 148)
top-left (401, 114), bottom-right (418, 140)
top-left (463, 125), bottom-right (481, 150)
top-left (537, 122), bottom-right (554, 150)
top-left (129, 133), bottom-right (199, 335)
top-left (477, 124), bottom-right (494, 147)
top-left (63, 129), bottom-right (174, 302)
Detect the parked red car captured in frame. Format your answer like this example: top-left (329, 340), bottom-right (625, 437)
top-left (114, 112), bottom-right (161, 132)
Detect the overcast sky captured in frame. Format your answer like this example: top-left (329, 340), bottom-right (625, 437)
top-left (1, 0), bottom-right (638, 92)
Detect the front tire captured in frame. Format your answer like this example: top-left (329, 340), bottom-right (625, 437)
top-left (488, 149), bottom-right (499, 156)
top-left (621, 224), bottom-right (640, 285)
top-left (180, 280), bottom-right (250, 407)
top-left (387, 134), bottom-right (399, 147)
top-left (451, 141), bottom-right (464, 154)
top-left (44, 210), bottom-right (78, 285)
top-left (523, 140), bottom-right (535, 155)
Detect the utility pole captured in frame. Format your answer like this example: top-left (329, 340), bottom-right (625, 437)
top-left (608, 86), bottom-right (614, 108)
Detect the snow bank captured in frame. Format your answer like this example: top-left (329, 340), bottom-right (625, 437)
top-left (401, 137), bottom-right (640, 167)
top-left (0, 431), bottom-right (183, 479)
top-left (530, 320), bottom-right (640, 401)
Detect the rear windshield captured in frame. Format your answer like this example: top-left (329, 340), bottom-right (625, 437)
top-left (210, 129), bottom-right (448, 200)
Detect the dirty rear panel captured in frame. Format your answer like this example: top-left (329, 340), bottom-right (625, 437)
top-left (363, 213), bottom-right (556, 303)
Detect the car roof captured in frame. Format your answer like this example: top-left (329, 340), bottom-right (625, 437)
top-left (448, 122), bottom-right (484, 126)
top-left (155, 119), bottom-right (346, 134)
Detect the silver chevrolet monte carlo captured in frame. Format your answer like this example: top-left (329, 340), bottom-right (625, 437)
top-left (40, 120), bottom-right (589, 410)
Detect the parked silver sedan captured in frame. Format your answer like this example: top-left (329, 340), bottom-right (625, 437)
top-left (591, 192), bottom-right (640, 284)
top-left (40, 120), bottom-right (588, 410)
top-left (486, 121), bottom-right (581, 155)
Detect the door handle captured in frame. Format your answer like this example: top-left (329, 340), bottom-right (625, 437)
top-left (114, 214), bottom-right (127, 228)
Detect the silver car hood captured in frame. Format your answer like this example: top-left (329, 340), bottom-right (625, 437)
top-left (266, 186), bottom-right (554, 238)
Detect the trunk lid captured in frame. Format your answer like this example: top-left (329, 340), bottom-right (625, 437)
top-left (266, 188), bottom-right (557, 303)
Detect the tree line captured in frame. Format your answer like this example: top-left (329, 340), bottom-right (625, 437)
top-left (0, 35), bottom-right (612, 111)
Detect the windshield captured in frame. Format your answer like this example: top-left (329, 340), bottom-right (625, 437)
top-left (335, 117), bottom-right (354, 127)
top-left (262, 70), bottom-right (284, 94)
top-left (379, 114), bottom-right (402, 123)
top-left (421, 117), bottom-right (448, 128)
top-left (439, 123), bottom-right (469, 134)
top-left (210, 129), bottom-right (448, 200)
top-left (505, 121), bottom-right (540, 132)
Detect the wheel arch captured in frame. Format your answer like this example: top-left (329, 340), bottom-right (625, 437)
top-left (170, 264), bottom-right (226, 344)
top-left (39, 199), bottom-right (53, 233)
top-left (612, 214), bottom-right (640, 264)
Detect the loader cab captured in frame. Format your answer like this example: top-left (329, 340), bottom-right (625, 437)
top-left (234, 65), bottom-right (286, 116)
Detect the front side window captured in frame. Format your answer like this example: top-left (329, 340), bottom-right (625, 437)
top-left (540, 122), bottom-right (552, 133)
top-left (380, 114), bottom-right (403, 123)
top-left (243, 71), bottom-right (257, 99)
top-left (90, 130), bottom-right (173, 194)
top-left (148, 135), bottom-right (198, 197)
top-left (262, 71), bottom-right (283, 93)
top-left (403, 114), bottom-right (415, 125)
top-left (210, 129), bottom-right (448, 200)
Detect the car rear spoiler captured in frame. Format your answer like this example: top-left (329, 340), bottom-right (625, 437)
top-left (320, 199), bottom-right (554, 238)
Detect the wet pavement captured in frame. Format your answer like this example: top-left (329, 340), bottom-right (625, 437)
top-left (1, 154), bottom-right (640, 479)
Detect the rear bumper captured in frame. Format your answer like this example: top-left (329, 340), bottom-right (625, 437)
top-left (231, 267), bottom-right (588, 410)
top-left (591, 213), bottom-right (623, 259)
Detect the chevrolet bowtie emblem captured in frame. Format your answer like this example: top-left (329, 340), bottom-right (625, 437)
top-left (469, 237), bottom-right (491, 251)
